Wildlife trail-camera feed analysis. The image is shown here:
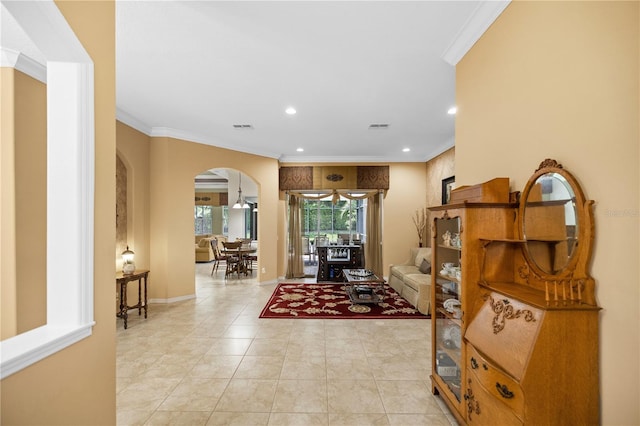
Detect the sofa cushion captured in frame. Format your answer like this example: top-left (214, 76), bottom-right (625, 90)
top-left (419, 258), bottom-right (431, 274)
top-left (413, 247), bottom-right (432, 267)
top-left (198, 238), bottom-right (211, 247)
top-left (404, 273), bottom-right (430, 292)
top-left (391, 264), bottom-right (420, 278)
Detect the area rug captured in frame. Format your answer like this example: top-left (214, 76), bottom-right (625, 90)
top-left (259, 283), bottom-right (429, 319)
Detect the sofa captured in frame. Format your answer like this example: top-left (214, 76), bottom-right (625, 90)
top-left (388, 247), bottom-right (432, 315)
top-left (195, 235), bottom-right (227, 262)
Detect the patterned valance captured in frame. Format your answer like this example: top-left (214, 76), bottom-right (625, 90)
top-left (195, 192), bottom-right (228, 206)
top-left (279, 166), bottom-right (389, 190)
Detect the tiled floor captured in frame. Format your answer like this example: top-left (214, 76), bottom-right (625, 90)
top-left (116, 263), bottom-right (456, 425)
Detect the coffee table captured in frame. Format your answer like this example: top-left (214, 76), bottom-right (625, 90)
top-left (343, 269), bottom-right (386, 304)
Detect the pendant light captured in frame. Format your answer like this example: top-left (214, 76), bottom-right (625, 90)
top-left (233, 172), bottom-right (250, 209)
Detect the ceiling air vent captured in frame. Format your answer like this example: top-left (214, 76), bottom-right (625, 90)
top-left (368, 123), bottom-right (389, 129)
top-left (233, 124), bottom-right (253, 129)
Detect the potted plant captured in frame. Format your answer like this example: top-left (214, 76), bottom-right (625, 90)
top-left (412, 207), bottom-right (428, 247)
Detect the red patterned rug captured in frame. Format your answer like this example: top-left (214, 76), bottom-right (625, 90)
top-left (259, 283), bottom-right (429, 319)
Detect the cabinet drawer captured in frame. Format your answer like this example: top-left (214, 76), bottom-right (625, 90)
top-left (467, 345), bottom-right (524, 419)
top-left (466, 370), bottom-right (523, 426)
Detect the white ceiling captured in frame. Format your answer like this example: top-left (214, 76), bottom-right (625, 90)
top-left (2, 1), bottom-right (509, 163)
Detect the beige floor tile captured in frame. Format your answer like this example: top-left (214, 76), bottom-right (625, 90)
top-left (234, 356), bottom-right (284, 379)
top-left (223, 325), bottom-right (260, 339)
top-left (268, 412), bottom-right (329, 425)
top-left (144, 410), bottom-right (212, 425)
top-left (376, 380), bottom-right (440, 414)
top-left (115, 265), bottom-right (454, 425)
top-left (328, 413), bottom-right (390, 426)
top-left (387, 413), bottom-right (453, 426)
top-left (117, 409), bottom-right (154, 426)
top-left (271, 379), bottom-right (328, 413)
top-left (205, 338), bottom-right (253, 356)
top-left (280, 356), bottom-right (326, 380)
top-left (367, 355), bottom-right (430, 380)
top-left (206, 411), bottom-right (270, 425)
top-left (286, 338), bottom-right (325, 357)
top-left (325, 357), bottom-right (374, 380)
top-left (189, 355), bottom-right (243, 378)
top-left (157, 377), bottom-right (229, 411)
top-left (246, 338), bottom-right (289, 356)
top-left (214, 379), bottom-right (278, 412)
top-left (327, 380), bottom-right (385, 414)
top-left (325, 338), bottom-right (366, 358)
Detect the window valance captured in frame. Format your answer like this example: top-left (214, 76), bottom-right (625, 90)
top-left (279, 166), bottom-right (389, 191)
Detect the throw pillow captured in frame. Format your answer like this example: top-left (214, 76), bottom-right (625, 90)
top-left (419, 258), bottom-right (431, 274)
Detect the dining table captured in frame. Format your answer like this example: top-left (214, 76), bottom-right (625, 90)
top-left (223, 246), bottom-right (257, 276)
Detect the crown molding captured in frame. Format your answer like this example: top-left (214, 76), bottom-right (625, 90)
top-left (116, 107), bottom-right (152, 135)
top-left (0, 47), bottom-right (47, 83)
top-left (278, 155), bottom-right (424, 164)
top-left (149, 126), bottom-right (281, 159)
top-left (441, 0), bottom-right (510, 66)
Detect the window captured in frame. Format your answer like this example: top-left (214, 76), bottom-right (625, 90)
top-left (194, 205), bottom-right (213, 235)
top-left (194, 205), bottom-right (228, 236)
top-left (302, 195), bottom-right (366, 242)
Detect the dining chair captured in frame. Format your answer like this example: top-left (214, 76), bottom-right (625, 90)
top-left (210, 239), bottom-right (227, 275)
top-left (222, 241), bottom-right (243, 278)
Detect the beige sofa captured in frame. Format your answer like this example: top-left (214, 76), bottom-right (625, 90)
top-left (388, 247), bottom-right (432, 315)
top-left (195, 235), bottom-right (227, 262)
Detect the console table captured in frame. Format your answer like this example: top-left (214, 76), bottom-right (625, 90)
top-left (116, 269), bottom-right (149, 329)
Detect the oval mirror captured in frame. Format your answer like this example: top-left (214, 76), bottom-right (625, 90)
top-left (522, 168), bottom-right (579, 275)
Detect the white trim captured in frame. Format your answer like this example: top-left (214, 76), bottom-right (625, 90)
top-left (0, 47), bottom-right (47, 83)
top-left (148, 294), bottom-right (196, 304)
top-left (150, 126), bottom-right (281, 159)
top-left (116, 107), bottom-right (153, 135)
top-left (0, 0), bottom-right (95, 380)
top-left (441, 0), bottom-right (511, 66)
top-left (258, 279), bottom-right (278, 286)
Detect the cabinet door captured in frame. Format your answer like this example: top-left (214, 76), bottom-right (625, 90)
top-left (433, 215), bottom-right (463, 401)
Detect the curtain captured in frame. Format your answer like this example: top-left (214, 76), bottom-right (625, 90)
top-left (364, 190), bottom-right (383, 277)
top-left (285, 193), bottom-right (305, 279)
top-left (285, 189), bottom-right (384, 278)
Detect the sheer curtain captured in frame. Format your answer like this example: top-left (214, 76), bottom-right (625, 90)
top-left (285, 189), bottom-right (384, 278)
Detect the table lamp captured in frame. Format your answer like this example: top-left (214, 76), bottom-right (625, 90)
top-left (122, 246), bottom-right (135, 274)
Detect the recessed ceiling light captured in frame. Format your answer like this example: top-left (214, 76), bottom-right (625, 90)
top-left (447, 106), bottom-right (457, 115)
top-left (285, 107), bottom-right (297, 115)
top-left (402, 148), bottom-right (410, 152)
top-left (296, 148), bottom-right (304, 152)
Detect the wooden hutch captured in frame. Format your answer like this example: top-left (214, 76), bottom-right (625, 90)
top-left (429, 160), bottom-right (600, 425)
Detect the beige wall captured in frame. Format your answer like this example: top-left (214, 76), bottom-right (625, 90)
top-left (0, 68), bottom-right (47, 339)
top-left (116, 121), bottom-right (151, 272)
top-left (456, 1), bottom-right (639, 424)
top-left (1, 1), bottom-right (117, 424)
top-left (0, 68), bottom-right (17, 339)
top-left (147, 137), bottom-right (281, 300)
top-left (425, 147), bottom-right (455, 243)
top-left (13, 71), bottom-right (47, 335)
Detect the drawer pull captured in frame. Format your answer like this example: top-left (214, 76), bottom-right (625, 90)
top-left (470, 357), bottom-right (478, 369)
top-left (496, 382), bottom-right (514, 399)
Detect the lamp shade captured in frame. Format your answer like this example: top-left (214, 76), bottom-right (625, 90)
top-left (121, 246), bottom-right (135, 274)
